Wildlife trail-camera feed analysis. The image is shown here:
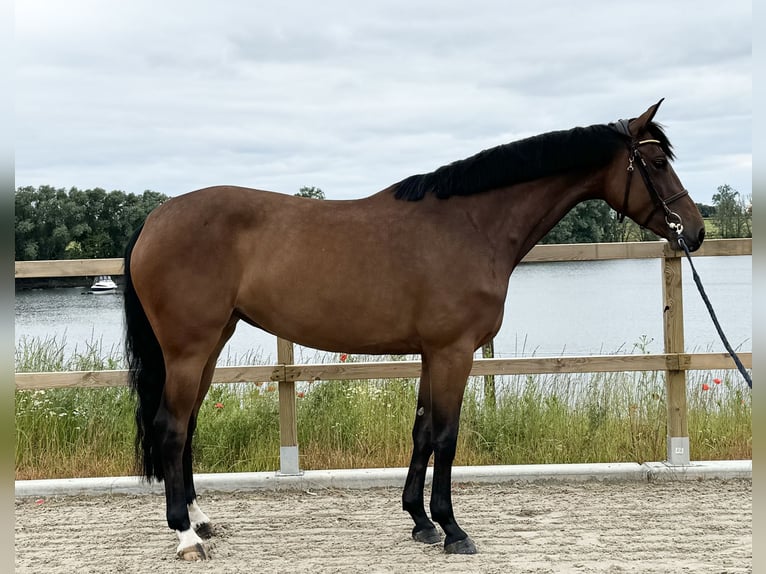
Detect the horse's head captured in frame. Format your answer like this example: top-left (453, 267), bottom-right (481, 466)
top-left (605, 99), bottom-right (705, 252)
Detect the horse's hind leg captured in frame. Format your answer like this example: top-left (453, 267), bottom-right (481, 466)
top-left (154, 344), bottom-right (240, 560)
top-left (183, 414), bottom-right (212, 539)
top-left (182, 317), bottom-right (238, 541)
top-left (158, 363), bottom-right (207, 559)
top-left (402, 357), bottom-right (440, 544)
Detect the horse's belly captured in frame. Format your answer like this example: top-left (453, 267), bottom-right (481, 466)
top-left (236, 279), bottom-right (504, 356)
top-left (238, 294), bottom-right (422, 355)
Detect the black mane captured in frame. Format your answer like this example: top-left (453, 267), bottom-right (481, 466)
top-left (393, 121), bottom-right (673, 201)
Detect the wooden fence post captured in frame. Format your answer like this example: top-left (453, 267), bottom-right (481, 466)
top-left (481, 340), bottom-right (496, 410)
top-left (277, 337), bottom-right (301, 475)
top-left (662, 244), bottom-right (689, 465)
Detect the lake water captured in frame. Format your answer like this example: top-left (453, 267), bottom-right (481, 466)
top-left (14, 256), bottom-right (751, 365)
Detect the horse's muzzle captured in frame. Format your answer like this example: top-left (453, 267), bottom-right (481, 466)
top-left (677, 227), bottom-right (705, 253)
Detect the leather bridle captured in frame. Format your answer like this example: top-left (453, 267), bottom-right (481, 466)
top-left (610, 120), bottom-right (750, 389)
top-left (611, 119), bottom-right (688, 235)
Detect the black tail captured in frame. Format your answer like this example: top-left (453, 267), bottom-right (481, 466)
top-left (124, 224), bottom-right (166, 482)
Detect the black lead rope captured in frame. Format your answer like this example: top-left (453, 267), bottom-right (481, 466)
top-left (677, 236), bottom-right (752, 389)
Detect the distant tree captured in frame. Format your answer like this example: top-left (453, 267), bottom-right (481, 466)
top-left (712, 184), bottom-right (751, 238)
top-left (14, 186), bottom-right (41, 259)
top-left (696, 203), bottom-right (716, 218)
top-left (606, 213), bottom-right (659, 243)
top-left (294, 186), bottom-right (325, 200)
top-left (738, 193), bottom-right (752, 237)
top-left (542, 200), bottom-right (622, 244)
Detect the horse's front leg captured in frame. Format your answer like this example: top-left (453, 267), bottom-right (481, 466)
top-left (426, 346), bottom-right (477, 554)
top-left (402, 357), bottom-right (440, 544)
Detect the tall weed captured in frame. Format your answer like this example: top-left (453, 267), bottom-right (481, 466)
top-left (14, 336), bottom-right (751, 479)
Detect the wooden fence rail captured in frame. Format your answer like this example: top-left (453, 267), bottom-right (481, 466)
top-left (15, 238), bottom-right (752, 471)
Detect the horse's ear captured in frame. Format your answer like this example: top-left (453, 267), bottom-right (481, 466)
top-left (629, 98), bottom-right (664, 135)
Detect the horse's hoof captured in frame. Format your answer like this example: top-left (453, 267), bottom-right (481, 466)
top-left (444, 536), bottom-right (477, 554)
top-left (177, 543), bottom-right (208, 561)
top-left (194, 522), bottom-right (214, 540)
top-left (412, 526), bottom-right (441, 545)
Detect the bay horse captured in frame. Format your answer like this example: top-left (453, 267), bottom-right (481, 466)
top-left (123, 100), bottom-right (705, 560)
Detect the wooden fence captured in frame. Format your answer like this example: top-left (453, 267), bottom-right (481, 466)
top-left (15, 238), bottom-right (752, 471)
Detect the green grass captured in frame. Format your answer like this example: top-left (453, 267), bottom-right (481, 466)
top-left (703, 217), bottom-right (752, 239)
top-left (704, 218), bottom-right (721, 239)
top-left (14, 336), bottom-right (751, 479)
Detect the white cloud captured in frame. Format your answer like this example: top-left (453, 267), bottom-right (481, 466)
top-left (15, 0), bottom-right (751, 204)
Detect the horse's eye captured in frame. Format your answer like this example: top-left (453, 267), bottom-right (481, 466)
top-left (653, 157), bottom-right (668, 169)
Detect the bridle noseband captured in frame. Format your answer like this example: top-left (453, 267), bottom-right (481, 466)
top-left (612, 119), bottom-right (688, 236)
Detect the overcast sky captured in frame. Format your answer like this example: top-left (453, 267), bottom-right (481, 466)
top-left (15, 1), bottom-right (751, 205)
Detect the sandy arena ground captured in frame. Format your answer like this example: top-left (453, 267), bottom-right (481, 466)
top-left (15, 479), bottom-right (751, 574)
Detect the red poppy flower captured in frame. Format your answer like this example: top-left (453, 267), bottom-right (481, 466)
top-left (340, 353), bottom-right (348, 362)
top-left (214, 402), bottom-right (224, 409)
top-left (701, 383), bottom-right (710, 391)
top-left (296, 391), bottom-right (305, 398)
top-left (713, 378), bottom-right (721, 385)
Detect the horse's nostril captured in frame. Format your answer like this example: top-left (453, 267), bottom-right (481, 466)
top-left (698, 227), bottom-right (706, 244)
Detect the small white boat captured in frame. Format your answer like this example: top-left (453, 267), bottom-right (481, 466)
top-left (90, 275), bottom-right (117, 294)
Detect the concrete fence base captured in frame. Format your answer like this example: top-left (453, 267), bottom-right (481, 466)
top-left (15, 460), bottom-right (751, 498)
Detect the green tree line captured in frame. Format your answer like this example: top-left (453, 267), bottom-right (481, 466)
top-left (14, 183), bottom-right (750, 261)
top-left (541, 183), bottom-right (752, 244)
top-left (15, 186), bottom-right (168, 260)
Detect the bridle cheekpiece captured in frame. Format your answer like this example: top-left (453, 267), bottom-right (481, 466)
top-left (611, 119), bottom-right (688, 237)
